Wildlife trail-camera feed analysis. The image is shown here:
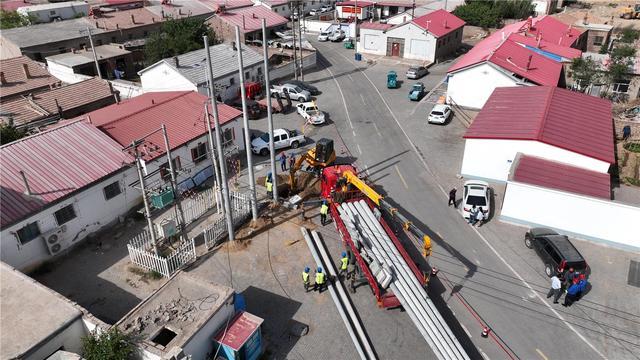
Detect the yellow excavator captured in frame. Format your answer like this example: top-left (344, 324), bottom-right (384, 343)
top-left (288, 138), bottom-right (336, 191)
top-left (620, 4), bottom-right (640, 19)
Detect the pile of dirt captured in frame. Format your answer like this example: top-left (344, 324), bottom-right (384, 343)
top-left (256, 171), bottom-right (321, 199)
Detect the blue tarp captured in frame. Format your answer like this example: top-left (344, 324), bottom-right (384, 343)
top-left (524, 45), bottom-right (563, 62)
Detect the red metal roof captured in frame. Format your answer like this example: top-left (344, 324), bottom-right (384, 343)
top-left (0, 56), bottom-right (61, 100)
top-left (360, 22), bottom-right (393, 31)
top-left (464, 86), bottom-right (614, 164)
top-left (212, 5), bottom-right (288, 32)
top-left (508, 33), bottom-right (581, 60)
top-left (0, 0), bottom-right (25, 11)
top-left (375, 1), bottom-right (414, 7)
top-left (85, 91), bottom-right (242, 160)
top-left (203, 0), bottom-right (255, 10)
top-left (213, 311), bottom-right (264, 351)
top-left (513, 155), bottom-right (611, 199)
top-left (93, 8), bottom-right (161, 30)
top-left (0, 120), bottom-right (133, 227)
top-left (336, 1), bottom-right (375, 7)
top-left (448, 16), bottom-right (582, 73)
top-left (487, 39), bottom-right (562, 86)
top-left (412, 9), bottom-right (465, 38)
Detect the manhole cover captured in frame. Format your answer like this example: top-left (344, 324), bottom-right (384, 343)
top-left (628, 260), bottom-right (640, 288)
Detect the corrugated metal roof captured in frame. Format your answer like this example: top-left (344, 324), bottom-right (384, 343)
top-left (213, 311), bottom-right (264, 351)
top-left (448, 16), bottom-right (582, 74)
top-left (360, 22), bottom-right (393, 31)
top-left (93, 7), bottom-right (161, 30)
top-left (508, 33), bottom-right (581, 60)
top-left (376, 1), bottom-right (414, 7)
top-left (138, 43), bottom-right (262, 86)
top-left (464, 86), bottom-right (614, 164)
top-left (513, 154), bottom-right (611, 199)
top-left (85, 91), bottom-right (242, 160)
top-left (209, 5), bottom-right (288, 32)
top-left (0, 17), bottom-right (105, 48)
top-left (46, 44), bottom-right (131, 68)
top-left (412, 9), bottom-right (465, 38)
top-left (0, 120), bottom-right (133, 227)
top-left (146, 0), bottom-right (216, 18)
top-left (0, 56), bottom-right (61, 100)
top-left (487, 39), bottom-right (562, 86)
top-left (1, 78), bottom-right (115, 128)
top-left (336, 1), bottom-right (375, 7)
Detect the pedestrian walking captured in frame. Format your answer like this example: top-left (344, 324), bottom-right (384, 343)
top-left (320, 200), bottom-right (329, 226)
top-left (546, 275), bottom-right (562, 304)
top-left (563, 281), bottom-right (581, 307)
top-left (448, 188), bottom-right (457, 206)
top-left (280, 152), bottom-right (287, 171)
top-left (474, 207), bottom-right (484, 227)
top-left (289, 154), bottom-right (296, 170)
top-left (338, 252), bottom-right (348, 278)
top-left (302, 267), bottom-right (311, 292)
top-left (314, 267), bottom-right (326, 293)
top-left (468, 205), bottom-right (478, 225)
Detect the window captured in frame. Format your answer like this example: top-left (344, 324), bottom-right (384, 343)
top-left (54, 204), bottom-right (76, 226)
top-left (111, 36), bottom-right (117, 43)
top-left (159, 157), bottom-right (182, 180)
top-left (128, 33), bottom-right (133, 40)
top-left (274, 8), bottom-right (278, 12)
top-left (245, 71), bottom-right (250, 78)
top-left (257, 67), bottom-right (262, 75)
top-left (229, 77), bottom-right (235, 85)
top-left (612, 79), bottom-right (630, 93)
top-left (103, 181), bottom-right (122, 200)
top-left (50, 10), bottom-right (56, 15)
top-left (191, 143), bottom-right (207, 163)
top-left (16, 222), bottom-right (40, 244)
top-left (223, 127), bottom-right (235, 144)
top-left (79, 43), bottom-right (86, 48)
top-left (593, 36), bottom-right (604, 46)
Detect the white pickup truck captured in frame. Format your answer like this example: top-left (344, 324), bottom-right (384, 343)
top-left (271, 84), bottom-right (312, 102)
top-left (296, 102), bottom-right (326, 125)
top-left (251, 128), bottom-right (306, 156)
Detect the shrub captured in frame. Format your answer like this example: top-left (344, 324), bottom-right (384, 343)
top-left (453, 0), bottom-right (534, 28)
top-left (82, 328), bottom-right (136, 360)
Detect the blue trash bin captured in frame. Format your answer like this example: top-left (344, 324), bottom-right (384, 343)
top-left (355, 53), bottom-right (362, 61)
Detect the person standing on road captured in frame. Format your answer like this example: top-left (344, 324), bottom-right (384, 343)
top-left (474, 207), bottom-right (484, 227)
top-left (314, 267), bottom-right (326, 293)
top-left (280, 152), bottom-right (287, 171)
top-left (289, 154), bottom-right (296, 170)
top-left (320, 200), bottom-right (329, 225)
top-left (563, 267), bottom-right (576, 288)
top-left (563, 281), bottom-right (580, 307)
top-left (265, 175), bottom-right (273, 199)
top-left (468, 205), bottom-right (478, 225)
top-left (576, 274), bottom-right (588, 301)
top-left (338, 252), bottom-right (348, 278)
top-left (448, 188), bottom-right (457, 206)
top-left (302, 267), bottom-right (311, 292)
top-left (546, 275), bottom-right (562, 304)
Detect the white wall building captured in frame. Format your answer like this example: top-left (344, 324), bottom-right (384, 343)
top-left (138, 43), bottom-right (263, 102)
top-left (460, 86), bottom-right (614, 182)
top-left (357, 9), bottom-right (465, 62)
top-left (17, 1), bottom-right (90, 23)
top-left (336, 1), bottom-right (374, 20)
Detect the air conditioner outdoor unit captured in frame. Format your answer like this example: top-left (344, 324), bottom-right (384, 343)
top-left (42, 225), bottom-right (67, 255)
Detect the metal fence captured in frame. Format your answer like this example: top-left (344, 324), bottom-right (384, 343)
top-left (203, 191), bottom-right (253, 248)
top-left (127, 231), bottom-right (196, 278)
top-left (156, 187), bottom-right (220, 227)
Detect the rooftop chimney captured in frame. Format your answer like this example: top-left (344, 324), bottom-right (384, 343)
top-left (178, 8), bottom-right (182, 15)
top-left (152, 17), bottom-right (155, 23)
top-left (116, 23), bottom-right (119, 29)
top-left (21, 63), bottom-right (30, 79)
top-left (130, 14), bottom-right (135, 24)
top-left (232, 41), bottom-right (237, 51)
top-left (19, 171), bottom-right (33, 196)
top-left (95, 21), bottom-right (100, 28)
top-left (242, 14), bottom-right (245, 29)
top-left (174, 56), bottom-right (179, 67)
top-left (0, 72), bottom-right (6, 85)
top-left (252, 13), bottom-right (257, 19)
top-left (161, 9), bottom-right (165, 18)
top-left (526, 54), bottom-right (533, 70)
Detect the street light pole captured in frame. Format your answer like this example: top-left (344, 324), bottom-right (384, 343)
top-left (262, 18), bottom-right (278, 203)
top-left (86, 27), bottom-right (102, 79)
top-left (235, 26), bottom-right (259, 222)
top-left (133, 142), bottom-right (158, 255)
top-left (204, 35), bottom-right (235, 242)
top-left (298, 1), bottom-right (304, 81)
top-left (161, 124), bottom-right (186, 235)
top-left (204, 103), bottom-right (223, 213)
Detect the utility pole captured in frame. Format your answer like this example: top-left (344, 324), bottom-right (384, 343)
top-left (235, 26), bottom-right (259, 222)
top-left (354, 0), bottom-right (359, 56)
top-left (262, 18), bottom-right (278, 203)
top-left (204, 35), bottom-right (235, 242)
top-left (298, 0), bottom-right (304, 81)
top-left (133, 141), bottom-right (158, 255)
top-left (204, 103), bottom-right (223, 213)
top-left (291, 1), bottom-right (299, 80)
top-left (86, 27), bottom-right (102, 79)
top-left (412, 0), bottom-right (415, 18)
top-left (161, 124), bottom-right (186, 236)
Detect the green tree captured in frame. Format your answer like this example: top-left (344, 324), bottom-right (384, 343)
top-left (607, 44), bottom-right (636, 82)
top-left (0, 10), bottom-right (34, 29)
top-left (144, 18), bottom-right (215, 65)
top-left (619, 26), bottom-right (640, 44)
top-left (0, 124), bottom-right (27, 145)
top-left (570, 57), bottom-right (602, 90)
top-left (82, 328), bottom-right (136, 360)
top-left (453, 0), bottom-right (534, 28)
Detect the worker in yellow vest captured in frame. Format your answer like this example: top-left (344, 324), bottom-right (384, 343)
top-left (314, 267), bottom-right (326, 293)
top-left (338, 251), bottom-right (349, 278)
top-left (265, 173), bottom-right (273, 199)
top-left (302, 267), bottom-right (311, 292)
top-left (320, 200), bottom-right (329, 225)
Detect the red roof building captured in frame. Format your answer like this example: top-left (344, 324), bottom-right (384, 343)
top-left (0, 56), bottom-right (61, 100)
top-left (512, 154), bottom-right (611, 199)
top-left (359, 22), bottom-right (393, 31)
top-left (0, 120), bottom-right (133, 228)
top-left (206, 5), bottom-right (288, 43)
top-left (214, 311), bottom-right (264, 352)
top-left (85, 91), bottom-right (242, 160)
top-left (412, 9), bottom-right (466, 37)
top-left (485, 39), bottom-right (563, 86)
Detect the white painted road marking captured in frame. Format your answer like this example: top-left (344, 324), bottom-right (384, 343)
top-left (357, 144), bottom-right (362, 155)
top-left (395, 165), bottom-right (409, 189)
top-left (536, 348), bottom-right (549, 360)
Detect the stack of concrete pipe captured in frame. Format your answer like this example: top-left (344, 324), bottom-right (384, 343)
top-left (338, 200), bottom-right (469, 360)
top-left (300, 227), bottom-right (378, 360)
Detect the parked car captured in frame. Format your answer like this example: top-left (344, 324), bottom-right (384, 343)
top-left (320, 5), bottom-right (332, 12)
top-left (271, 84), bottom-right (311, 102)
top-left (525, 228), bottom-right (589, 277)
top-left (251, 128), bottom-right (305, 156)
top-left (329, 30), bottom-right (346, 42)
top-left (318, 30), bottom-right (331, 41)
top-left (296, 102), bottom-right (326, 125)
top-left (406, 66), bottom-right (429, 79)
top-left (427, 104), bottom-right (452, 124)
top-left (287, 80), bottom-right (320, 95)
top-left (461, 180), bottom-right (490, 220)
top-left (224, 98), bottom-right (262, 119)
top-left (408, 82), bottom-right (425, 101)
top-left (309, 8), bottom-right (321, 16)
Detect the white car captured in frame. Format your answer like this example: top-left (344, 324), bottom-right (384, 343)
top-left (329, 30), bottom-right (345, 42)
top-left (428, 104), bottom-right (452, 124)
top-left (318, 30), bottom-right (331, 41)
top-left (461, 180), bottom-right (490, 220)
top-left (296, 102), bottom-right (326, 125)
top-left (320, 5), bottom-right (332, 12)
top-left (309, 8), bottom-right (320, 16)
top-left (251, 128), bottom-right (305, 155)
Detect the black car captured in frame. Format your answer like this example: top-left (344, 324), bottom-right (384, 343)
top-left (286, 80), bottom-right (320, 95)
top-left (525, 228), bottom-right (588, 277)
